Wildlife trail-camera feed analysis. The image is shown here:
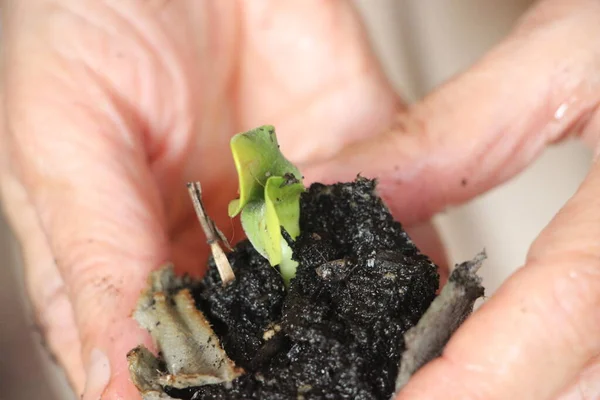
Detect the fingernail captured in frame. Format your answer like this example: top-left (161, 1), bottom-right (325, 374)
top-left (82, 348), bottom-right (111, 400)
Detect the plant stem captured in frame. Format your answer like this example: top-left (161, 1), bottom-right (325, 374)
top-left (187, 182), bottom-right (235, 285)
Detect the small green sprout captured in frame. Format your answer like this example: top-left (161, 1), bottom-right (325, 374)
top-left (228, 125), bottom-right (305, 286)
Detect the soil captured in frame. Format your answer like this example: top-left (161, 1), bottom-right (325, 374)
top-left (161, 177), bottom-right (440, 400)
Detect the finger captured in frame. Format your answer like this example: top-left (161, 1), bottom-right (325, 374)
top-left (236, 0), bottom-right (405, 164)
top-left (0, 90), bottom-right (87, 393)
top-left (304, 0), bottom-right (600, 227)
top-left (0, 169), bottom-right (86, 393)
top-left (6, 110), bottom-right (165, 399)
top-left (396, 155), bottom-right (600, 399)
top-left (3, 45), bottom-right (173, 400)
top-left (405, 221), bottom-right (449, 286)
top-left (7, 101), bottom-right (165, 399)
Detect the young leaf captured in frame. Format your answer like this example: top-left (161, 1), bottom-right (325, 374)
top-left (240, 200), bottom-right (279, 264)
top-left (239, 174), bottom-right (304, 269)
top-left (264, 174), bottom-right (304, 240)
top-left (228, 125), bottom-right (302, 217)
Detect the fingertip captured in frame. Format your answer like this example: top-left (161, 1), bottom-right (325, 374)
top-left (81, 319), bottom-right (153, 400)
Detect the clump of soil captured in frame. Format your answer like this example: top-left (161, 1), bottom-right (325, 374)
top-left (163, 178), bottom-right (439, 400)
top-left (128, 177), bottom-right (486, 400)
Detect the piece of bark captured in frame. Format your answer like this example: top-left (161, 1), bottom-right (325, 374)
top-left (128, 266), bottom-right (243, 399)
top-left (394, 251), bottom-right (486, 395)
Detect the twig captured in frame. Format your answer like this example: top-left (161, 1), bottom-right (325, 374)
top-left (187, 182), bottom-right (235, 285)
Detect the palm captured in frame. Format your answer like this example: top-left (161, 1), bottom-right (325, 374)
top-left (1, 1), bottom-right (400, 398)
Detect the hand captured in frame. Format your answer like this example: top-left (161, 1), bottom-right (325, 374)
top-left (0, 1), bottom-right (413, 398)
top-left (308, 0), bottom-right (600, 398)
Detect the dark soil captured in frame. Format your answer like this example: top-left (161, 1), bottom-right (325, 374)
top-left (166, 178), bottom-right (440, 400)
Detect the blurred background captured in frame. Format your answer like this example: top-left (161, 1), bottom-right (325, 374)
top-left (0, 1), bottom-right (591, 399)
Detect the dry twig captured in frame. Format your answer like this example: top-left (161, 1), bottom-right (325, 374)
top-left (187, 182), bottom-right (235, 285)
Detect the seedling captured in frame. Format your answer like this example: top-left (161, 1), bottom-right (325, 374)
top-left (227, 125), bottom-right (305, 286)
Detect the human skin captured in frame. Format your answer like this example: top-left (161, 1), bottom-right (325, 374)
top-left (0, 0), bottom-right (599, 399)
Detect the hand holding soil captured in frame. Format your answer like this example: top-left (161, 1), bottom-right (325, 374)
top-left (1, 0), bottom-right (600, 399)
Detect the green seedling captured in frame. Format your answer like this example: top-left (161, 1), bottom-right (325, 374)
top-left (228, 125), bottom-right (305, 286)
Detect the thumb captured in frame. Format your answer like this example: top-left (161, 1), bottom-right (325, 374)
top-left (304, 0), bottom-right (600, 226)
top-left (3, 59), bottom-right (170, 399)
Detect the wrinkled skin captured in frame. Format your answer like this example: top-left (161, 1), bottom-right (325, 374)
top-left (0, 0), bottom-right (599, 399)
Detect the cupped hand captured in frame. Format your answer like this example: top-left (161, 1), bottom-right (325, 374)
top-left (309, 0), bottom-right (600, 398)
top-left (2, 0), bottom-right (599, 399)
top-left (0, 0), bottom-right (409, 398)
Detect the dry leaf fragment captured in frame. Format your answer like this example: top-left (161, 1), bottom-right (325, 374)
top-left (128, 266), bottom-right (243, 398)
top-left (394, 251), bottom-right (486, 395)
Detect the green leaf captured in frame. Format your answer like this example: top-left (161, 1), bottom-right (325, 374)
top-left (264, 175), bottom-right (304, 240)
top-left (240, 175), bottom-right (304, 268)
top-left (228, 125), bottom-right (302, 217)
top-left (239, 200), bottom-right (277, 263)
top-left (240, 199), bottom-right (298, 286)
